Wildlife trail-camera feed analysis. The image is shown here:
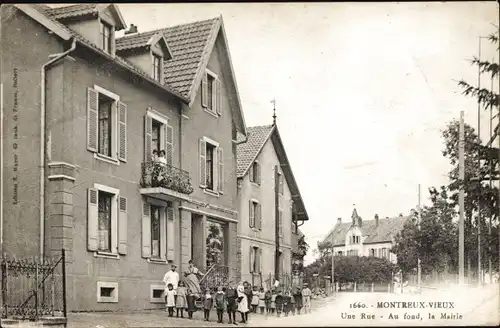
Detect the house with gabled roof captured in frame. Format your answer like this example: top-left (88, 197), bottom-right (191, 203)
top-left (236, 122), bottom-right (309, 288)
top-left (1, 3), bottom-right (246, 311)
top-left (322, 208), bottom-right (408, 263)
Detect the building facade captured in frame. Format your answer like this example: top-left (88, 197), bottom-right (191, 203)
top-left (322, 209), bottom-right (408, 264)
top-left (236, 124), bottom-right (309, 287)
top-left (1, 4), bottom-right (246, 311)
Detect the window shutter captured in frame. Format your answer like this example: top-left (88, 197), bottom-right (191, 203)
top-left (249, 165), bottom-right (254, 183)
top-left (256, 162), bottom-right (261, 185)
top-left (166, 205), bottom-right (175, 261)
top-left (258, 248), bottom-right (263, 273)
top-left (201, 73), bottom-right (208, 108)
top-left (216, 79), bottom-right (222, 116)
top-left (218, 147), bottom-right (224, 193)
top-left (87, 188), bottom-right (98, 251)
top-left (87, 88), bottom-right (98, 152)
top-left (249, 201), bottom-right (254, 228)
top-left (118, 101), bottom-right (127, 162)
top-left (144, 115), bottom-right (152, 162)
top-left (142, 201), bottom-right (151, 258)
top-left (256, 203), bottom-right (262, 230)
top-left (249, 246), bottom-right (254, 273)
top-left (279, 211), bottom-right (283, 236)
top-left (199, 139), bottom-right (206, 187)
top-left (118, 196), bottom-right (127, 255)
top-left (160, 208), bottom-right (167, 260)
top-left (165, 124), bottom-right (173, 166)
top-left (279, 174), bottom-right (284, 195)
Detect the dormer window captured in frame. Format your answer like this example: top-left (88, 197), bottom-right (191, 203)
top-left (152, 54), bottom-right (162, 82)
top-left (100, 21), bottom-right (113, 54)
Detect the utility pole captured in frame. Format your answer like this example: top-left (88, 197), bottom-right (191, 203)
top-left (489, 73), bottom-right (494, 281)
top-left (459, 111), bottom-right (465, 285)
top-left (417, 184), bottom-right (422, 292)
top-left (331, 232), bottom-right (335, 295)
top-left (477, 36), bottom-right (482, 286)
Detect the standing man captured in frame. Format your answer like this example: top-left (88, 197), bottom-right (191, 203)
top-left (301, 283), bottom-right (312, 314)
top-left (163, 262), bottom-right (180, 291)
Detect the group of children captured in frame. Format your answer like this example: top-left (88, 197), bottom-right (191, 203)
top-left (164, 280), bottom-right (313, 324)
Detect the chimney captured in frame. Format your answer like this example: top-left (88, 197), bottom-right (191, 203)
top-left (125, 24), bottom-right (138, 35)
top-left (337, 217), bottom-right (342, 224)
top-left (375, 214), bottom-right (379, 227)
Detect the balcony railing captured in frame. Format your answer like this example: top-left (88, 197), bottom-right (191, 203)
top-left (141, 162), bottom-right (194, 195)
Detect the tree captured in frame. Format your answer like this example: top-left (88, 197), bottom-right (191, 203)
top-left (457, 28), bottom-right (500, 274)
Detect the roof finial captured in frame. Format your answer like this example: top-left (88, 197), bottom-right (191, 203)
top-left (271, 98), bottom-right (276, 125)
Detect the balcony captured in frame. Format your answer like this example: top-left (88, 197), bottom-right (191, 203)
top-left (140, 162), bottom-right (194, 202)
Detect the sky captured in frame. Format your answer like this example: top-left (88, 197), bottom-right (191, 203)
top-left (63, 2), bottom-right (499, 265)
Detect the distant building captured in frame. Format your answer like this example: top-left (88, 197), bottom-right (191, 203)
top-left (322, 208), bottom-right (408, 263)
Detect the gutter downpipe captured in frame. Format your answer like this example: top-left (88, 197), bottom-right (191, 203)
top-left (40, 38), bottom-right (76, 259)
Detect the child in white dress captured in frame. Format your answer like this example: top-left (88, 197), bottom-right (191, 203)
top-left (165, 283), bottom-right (177, 317)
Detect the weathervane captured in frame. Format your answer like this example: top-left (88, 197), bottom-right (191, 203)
top-left (271, 98), bottom-right (276, 125)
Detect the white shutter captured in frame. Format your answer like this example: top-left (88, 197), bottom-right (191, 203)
top-left (258, 248), bottom-right (263, 273)
top-left (144, 115), bottom-right (152, 162)
top-left (118, 101), bottom-right (127, 162)
top-left (216, 79), bottom-right (222, 115)
top-left (87, 188), bottom-right (98, 251)
top-left (249, 164), bottom-right (254, 183)
top-left (165, 124), bottom-right (173, 166)
top-left (142, 201), bottom-right (151, 258)
top-left (166, 205), bottom-right (175, 261)
top-left (160, 208), bottom-right (167, 260)
top-left (249, 200), bottom-right (254, 228)
top-left (218, 147), bottom-right (224, 193)
top-left (256, 203), bottom-right (262, 230)
top-left (256, 162), bottom-right (261, 185)
top-left (118, 196), bottom-right (127, 255)
top-left (199, 139), bottom-right (206, 187)
top-left (249, 246), bottom-right (254, 273)
top-left (87, 88), bottom-right (98, 152)
top-left (201, 73), bottom-right (208, 108)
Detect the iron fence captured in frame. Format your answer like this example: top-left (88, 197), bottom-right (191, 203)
top-left (199, 264), bottom-right (229, 292)
top-left (141, 161), bottom-right (193, 195)
top-left (262, 272), bottom-right (294, 291)
top-left (1, 249), bottom-right (67, 320)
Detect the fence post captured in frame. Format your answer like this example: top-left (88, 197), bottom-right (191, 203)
top-left (1, 258), bottom-right (7, 318)
top-left (388, 283), bottom-right (391, 293)
top-left (62, 249), bottom-right (67, 318)
top-left (35, 258), bottom-right (39, 321)
top-left (354, 282), bottom-right (357, 292)
top-left (371, 282), bottom-right (374, 292)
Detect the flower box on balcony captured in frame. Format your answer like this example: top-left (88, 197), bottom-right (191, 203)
top-left (141, 162), bottom-right (194, 195)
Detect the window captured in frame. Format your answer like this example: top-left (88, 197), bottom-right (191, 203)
top-left (199, 137), bottom-right (223, 194)
top-left (206, 220), bottom-right (226, 268)
top-left (97, 282), bottom-right (118, 303)
top-left (201, 70), bottom-right (221, 116)
top-left (87, 86), bottom-right (127, 163)
top-left (250, 162), bottom-right (260, 184)
top-left (150, 284), bottom-right (166, 303)
top-left (382, 248), bottom-right (387, 259)
top-left (151, 205), bottom-right (161, 259)
top-left (151, 120), bottom-right (162, 154)
top-left (152, 54), bottom-right (162, 82)
top-left (141, 200), bottom-right (174, 262)
top-left (206, 143), bottom-right (215, 190)
top-left (250, 246), bottom-right (260, 273)
top-left (98, 94), bottom-right (113, 157)
top-left (87, 184), bottom-right (126, 257)
top-left (100, 21), bottom-right (112, 54)
top-left (144, 112), bottom-right (173, 166)
top-left (338, 251), bottom-right (343, 256)
top-left (249, 200), bottom-right (261, 229)
top-left (370, 248), bottom-right (375, 256)
top-left (98, 191), bottom-right (113, 252)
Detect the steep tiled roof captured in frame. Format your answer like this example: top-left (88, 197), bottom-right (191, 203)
top-left (236, 125), bottom-right (274, 177)
top-left (162, 18), bottom-right (220, 97)
top-left (45, 4), bottom-right (98, 20)
top-left (18, 4), bottom-right (186, 102)
top-left (323, 216), bottom-right (409, 246)
top-left (116, 31), bottom-right (157, 51)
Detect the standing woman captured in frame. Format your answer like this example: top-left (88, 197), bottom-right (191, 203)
top-left (237, 281), bottom-right (249, 323)
top-left (183, 260), bottom-right (204, 297)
